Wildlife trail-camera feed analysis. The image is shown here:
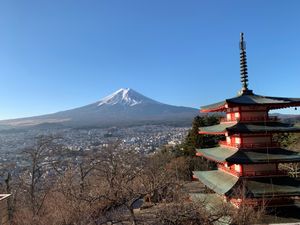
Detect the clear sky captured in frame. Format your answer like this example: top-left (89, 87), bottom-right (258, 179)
top-left (0, 0), bottom-right (300, 119)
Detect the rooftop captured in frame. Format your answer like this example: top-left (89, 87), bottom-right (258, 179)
top-left (193, 170), bottom-right (300, 198)
top-left (199, 121), bottom-right (300, 134)
top-left (201, 94), bottom-right (300, 112)
top-left (196, 147), bottom-right (300, 164)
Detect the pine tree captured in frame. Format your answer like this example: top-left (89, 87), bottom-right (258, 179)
top-left (181, 115), bottom-right (220, 156)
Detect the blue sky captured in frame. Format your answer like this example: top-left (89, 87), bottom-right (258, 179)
top-left (0, 0), bottom-right (300, 119)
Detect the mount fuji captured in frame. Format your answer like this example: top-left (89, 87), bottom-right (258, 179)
top-left (97, 88), bottom-right (161, 107)
top-left (0, 88), bottom-right (199, 129)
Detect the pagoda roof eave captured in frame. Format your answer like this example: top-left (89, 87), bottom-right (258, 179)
top-left (200, 100), bottom-right (226, 113)
top-left (199, 123), bottom-right (234, 134)
top-left (196, 147), bottom-right (236, 163)
top-left (200, 93), bottom-right (300, 112)
top-left (193, 170), bottom-right (238, 195)
top-left (245, 176), bottom-right (300, 198)
top-left (196, 147), bottom-right (300, 164)
top-left (199, 122), bottom-right (300, 134)
top-left (199, 131), bottom-right (225, 135)
top-left (193, 170), bottom-right (300, 198)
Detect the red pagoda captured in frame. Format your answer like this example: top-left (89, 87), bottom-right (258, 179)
top-left (193, 33), bottom-right (300, 208)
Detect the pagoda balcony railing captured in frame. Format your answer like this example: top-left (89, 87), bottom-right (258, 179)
top-left (242, 170), bottom-right (287, 177)
top-left (220, 116), bottom-right (278, 123)
top-left (219, 165), bottom-right (287, 177)
top-left (230, 197), bottom-right (294, 207)
top-left (218, 165), bottom-right (240, 177)
top-left (219, 141), bottom-right (280, 149)
top-left (220, 117), bottom-right (237, 123)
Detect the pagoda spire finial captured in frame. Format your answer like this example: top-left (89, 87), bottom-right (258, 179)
top-left (239, 32), bottom-right (252, 95)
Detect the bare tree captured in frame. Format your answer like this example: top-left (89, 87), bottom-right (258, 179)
top-left (13, 134), bottom-right (63, 224)
top-left (9, 139), bottom-right (265, 225)
top-left (54, 142), bottom-right (183, 225)
top-left (280, 162), bottom-right (300, 178)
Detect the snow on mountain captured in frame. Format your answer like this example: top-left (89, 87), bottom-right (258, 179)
top-left (97, 88), bottom-right (159, 107)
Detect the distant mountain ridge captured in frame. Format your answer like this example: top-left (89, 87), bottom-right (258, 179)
top-left (0, 88), bottom-right (199, 129)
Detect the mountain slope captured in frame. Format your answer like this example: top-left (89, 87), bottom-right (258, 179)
top-left (0, 88), bottom-right (199, 128)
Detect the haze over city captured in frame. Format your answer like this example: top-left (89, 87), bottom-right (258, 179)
top-left (1, 1), bottom-right (300, 119)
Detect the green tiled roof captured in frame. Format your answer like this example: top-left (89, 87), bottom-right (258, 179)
top-left (193, 170), bottom-right (300, 198)
top-left (201, 100), bottom-right (226, 111)
top-left (197, 147), bottom-right (238, 162)
top-left (197, 147), bottom-right (300, 164)
top-left (193, 170), bottom-right (238, 195)
top-left (246, 177), bottom-right (300, 198)
top-left (199, 122), bottom-right (300, 134)
top-left (201, 93), bottom-right (300, 111)
top-left (227, 94), bottom-right (300, 106)
top-left (199, 123), bottom-right (233, 133)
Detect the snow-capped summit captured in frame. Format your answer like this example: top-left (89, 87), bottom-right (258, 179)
top-left (97, 88), bottom-right (159, 107)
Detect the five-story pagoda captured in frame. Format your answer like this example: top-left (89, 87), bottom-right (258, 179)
top-left (193, 33), bottom-right (300, 208)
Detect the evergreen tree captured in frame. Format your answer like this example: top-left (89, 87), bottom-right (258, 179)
top-left (181, 115), bottom-right (220, 156)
